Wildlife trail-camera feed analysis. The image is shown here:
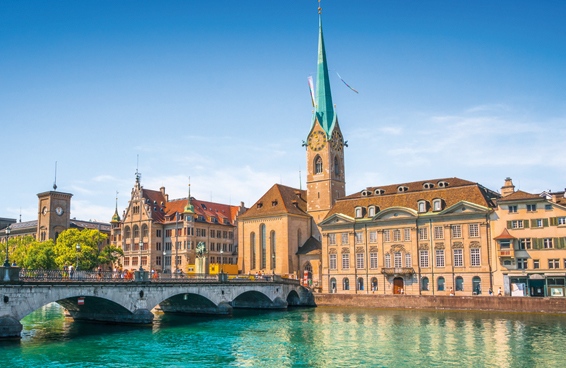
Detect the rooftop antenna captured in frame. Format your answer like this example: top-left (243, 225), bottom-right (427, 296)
top-left (19, 207), bottom-right (22, 223)
top-left (53, 161), bottom-right (58, 190)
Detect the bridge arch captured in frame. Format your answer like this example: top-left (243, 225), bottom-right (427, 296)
top-left (286, 290), bottom-right (301, 306)
top-left (232, 290), bottom-right (286, 309)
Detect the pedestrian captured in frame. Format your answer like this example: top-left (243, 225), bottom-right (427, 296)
top-left (449, 287), bottom-right (455, 296)
top-left (488, 288), bottom-right (493, 296)
top-left (69, 265), bottom-right (74, 279)
top-left (497, 287), bottom-right (502, 296)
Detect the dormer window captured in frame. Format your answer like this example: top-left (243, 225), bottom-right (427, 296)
top-left (432, 199), bottom-right (443, 212)
top-left (257, 202), bottom-right (263, 209)
top-left (272, 200), bottom-right (278, 207)
top-left (355, 207), bottom-right (363, 218)
top-left (374, 189), bottom-right (385, 195)
top-left (398, 186), bottom-right (409, 193)
top-left (423, 182), bottom-right (435, 190)
top-left (368, 206), bottom-right (377, 217)
top-left (438, 181), bottom-right (449, 188)
top-left (418, 200), bottom-right (428, 213)
top-left (361, 190), bottom-right (370, 197)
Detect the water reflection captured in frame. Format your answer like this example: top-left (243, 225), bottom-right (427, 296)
top-left (3, 303), bottom-right (566, 367)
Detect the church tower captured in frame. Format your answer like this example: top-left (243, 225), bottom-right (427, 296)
top-left (37, 187), bottom-right (72, 242)
top-left (306, 5), bottom-right (346, 224)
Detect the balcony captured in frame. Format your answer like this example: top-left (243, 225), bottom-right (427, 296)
top-left (498, 248), bottom-right (515, 258)
top-left (381, 267), bottom-right (415, 276)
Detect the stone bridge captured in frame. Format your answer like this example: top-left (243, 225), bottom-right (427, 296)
top-left (0, 269), bottom-right (315, 339)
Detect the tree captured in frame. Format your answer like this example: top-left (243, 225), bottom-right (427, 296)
top-left (20, 240), bottom-right (57, 269)
top-left (97, 245), bottom-right (123, 270)
top-left (54, 228), bottom-right (108, 270)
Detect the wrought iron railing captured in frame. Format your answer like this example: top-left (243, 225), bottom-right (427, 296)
top-left (14, 269), bottom-right (300, 285)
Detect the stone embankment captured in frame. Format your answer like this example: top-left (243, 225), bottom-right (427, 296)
top-left (314, 294), bottom-right (566, 314)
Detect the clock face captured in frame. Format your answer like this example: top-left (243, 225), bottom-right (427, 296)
top-left (308, 131), bottom-right (327, 151)
top-left (331, 130), bottom-right (344, 151)
top-left (42, 206), bottom-right (48, 216)
top-left (55, 207), bottom-right (64, 216)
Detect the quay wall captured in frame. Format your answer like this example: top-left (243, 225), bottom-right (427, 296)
top-left (314, 294), bottom-right (566, 314)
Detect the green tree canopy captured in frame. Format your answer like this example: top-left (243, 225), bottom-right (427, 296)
top-left (54, 228), bottom-right (108, 270)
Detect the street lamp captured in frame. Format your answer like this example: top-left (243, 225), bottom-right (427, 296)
top-left (220, 249), bottom-right (224, 273)
top-left (75, 243), bottom-right (81, 270)
top-left (139, 240), bottom-right (144, 271)
top-left (3, 225), bottom-right (11, 268)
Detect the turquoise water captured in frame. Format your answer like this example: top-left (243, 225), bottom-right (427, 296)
top-left (2, 303), bottom-right (566, 367)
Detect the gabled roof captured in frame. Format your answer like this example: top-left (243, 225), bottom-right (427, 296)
top-left (497, 190), bottom-right (541, 203)
top-left (326, 177), bottom-right (497, 220)
top-left (494, 228), bottom-right (516, 240)
top-left (239, 184), bottom-right (308, 219)
top-left (296, 236), bottom-right (322, 255)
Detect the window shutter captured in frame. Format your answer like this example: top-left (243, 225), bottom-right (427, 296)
top-left (507, 221), bottom-right (512, 229)
top-left (524, 220), bottom-right (529, 228)
top-left (560, 238), bottom-right (566, 249)
top-left (543, 218), bottom-right (549, 227)
top-left (534, 238), bottom-right (542, 249)
top-left (530, 219), bottom-right (536, 228)
top-left (550, 217), bottom-right (558, 226)
top-left (554, 238), bottom-right (560, 249)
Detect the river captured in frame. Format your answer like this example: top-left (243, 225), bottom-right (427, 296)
top-left (2, 303), bottom-right (566, 367)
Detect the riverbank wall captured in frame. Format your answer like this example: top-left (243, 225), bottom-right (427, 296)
top-left (314, 293), bottom-right (566, 314)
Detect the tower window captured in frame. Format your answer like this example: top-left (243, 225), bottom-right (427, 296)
top-left (315, 156), bottom-right (323, 174)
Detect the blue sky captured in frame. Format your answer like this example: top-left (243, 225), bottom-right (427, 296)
top-left (1, 0), bottom-right (565, 222)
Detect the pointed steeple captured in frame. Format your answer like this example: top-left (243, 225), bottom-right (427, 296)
top-left (315, 5), bottom-right (336, 136)
top-left (184, 181), bottom-right (195, 215)
top-left (111, 192), bottom-right (121, 223)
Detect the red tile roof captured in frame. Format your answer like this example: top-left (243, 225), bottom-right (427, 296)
top-left (498, 190), bottom-right (541, 202)
top-left (327, 177), bottom-right (498, 219)
top-left (239, 184), bottom-right (308, 219)
top-left (494, 228), bottom-right (516, 240)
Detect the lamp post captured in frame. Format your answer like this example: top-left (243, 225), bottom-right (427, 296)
top-left (75, 243), bottom-right (81, 272)
top-left (220, 249), bottom-right (224, 273)
top-left (272, 254), bottom-right (275, 275)
top-left (3, 225), bottom-right (11, 268)
top-left (139, 240), bottom-right (144, 271)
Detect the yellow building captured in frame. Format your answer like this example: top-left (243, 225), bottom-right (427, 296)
top-left (492, 178), bottom-right (566, 297)
top-left (320, 178), bottom-right (500, 295)
top-left (111, 174), bottom-right (245, 274)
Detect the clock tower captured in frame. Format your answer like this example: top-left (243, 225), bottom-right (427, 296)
top-left (306, 8), bottom-right (346, 225)
top-left (37, 188), bottom-right (72, 241)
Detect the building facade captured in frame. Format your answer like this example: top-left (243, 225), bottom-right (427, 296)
top-left (493, 178), bottom-right (566, 297)
top-left (111, 175), bottom-right (244, 274)
top-left (320, 178), bottom-right (500, 295)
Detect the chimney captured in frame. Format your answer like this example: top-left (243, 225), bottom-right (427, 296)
top-left (501, 177), bottom-right (515, 197)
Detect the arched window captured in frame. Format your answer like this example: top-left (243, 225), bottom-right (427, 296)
top-left (270, 230), bottom-right (276, 270)
top-left (472, 276), bottom-right (481, 295)
top-left (421, 277), bottom-right (429, 291)
top-left (371, 277), bottom-right (378, 291)
top-left (330, 277), bottom-right (337, 293)
top-left (437, 276), bottom-right (445, 291)
top-left (334, 156), bottom-right (340, 175)
top-left (260, 224), bottom-right (266, 269)
top-left (142, 224), bottom-right (148, 238)
top-left (315, 156), bottom-right (323, 174)
top-left (433, 199), bottom-right (442, 212)
top-left (418, 200), bottom-right (427, 213)
top-left (133, 225), bottom-right (139, 238)
top-left (125, 226), bottom-right (131, 239)
top-left (368, 206), bottom-right (376, 217)
top-left (455, 276), bottom-right (464, 291)
top-left (343, 278), bottom-right (350, 290)
top-left (357, 277), bottom-right (364, 291)
top-left (250, 232), bottom-right (256, 269)
top-left (355, 207), bottom-right (363, 218)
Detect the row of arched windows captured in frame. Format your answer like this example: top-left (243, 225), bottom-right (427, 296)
top-left (421, 276), bottom-right (482, 293)
top-left (313, 155), bottom-right (342, 177)
top-left (124, 224), bottom-right (149, 239)
top-left (250, 225), bottom-right (276, 270)
top-left (330, 277), bottom-right (379, 292)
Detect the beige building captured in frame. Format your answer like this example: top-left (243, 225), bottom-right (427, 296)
top-left (492, 178), bottom-right (566, 297)
top-left (111, 175), bottom-right (244, 274)
top-left (320, 178), bottom-right (500, 295)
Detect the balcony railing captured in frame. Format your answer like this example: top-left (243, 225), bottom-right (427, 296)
top-left (381, 267), bottom-right (415, 276)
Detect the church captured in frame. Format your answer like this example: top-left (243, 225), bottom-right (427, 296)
top-left (237, 6), bottom-right (344, 288)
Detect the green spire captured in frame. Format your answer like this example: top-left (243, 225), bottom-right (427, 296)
top-left (184, 181), bottom-right (195, 215)
top-left (315, 12), bottom-right (336, 136)
top-left (111, 192), bottom-right (121, 223)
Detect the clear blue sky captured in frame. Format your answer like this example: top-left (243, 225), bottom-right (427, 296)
top-left (2, 1), bottom-right (565, 222)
